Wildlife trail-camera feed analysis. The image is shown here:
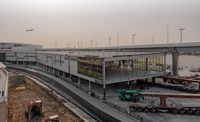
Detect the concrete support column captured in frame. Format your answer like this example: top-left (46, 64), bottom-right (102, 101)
top-left (102, 60), bottom-right (106, 100)
top-left (42, 65), bottom-right (45, 71)
top-left (103, 84), bottom-right (106, 100)
top-left (88, 81), bottom-right (91, 94)
top-left (160, 97), bottom-right (166, 107)
top-left (172, 52), bottom-right (179, 76)
top-left (164, 52), bottom-right (167, 73)
top-left (78, 77), bottom-right (81, 88)
top-left (152, 77), bottom-right (156, 83)
top-left (53, 68), bottom-right (55, 74)
top-left (45, 66), bottom-right (47, 72)
top-left (58, 70), bottom-right (60, 76)
top-left (146, 58), bottom-right (148, 70)
top-left (163, 78), bottom-right (167, 83)
top-left (127, 78), bottom-right (130, 85)
top-left (63, 72), bottom-right (65, 79)
top-left (134, 80), bottom-right (137, 84)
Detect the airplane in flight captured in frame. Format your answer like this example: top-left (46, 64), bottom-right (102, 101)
top-left (25, 28), bottom-right (34, 32)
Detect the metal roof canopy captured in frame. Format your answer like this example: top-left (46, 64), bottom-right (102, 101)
top-left (34, 51), bottom-right (162, 59)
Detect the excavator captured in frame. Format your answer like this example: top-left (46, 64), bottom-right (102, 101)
top-left (25, 100), bottom-right (43, 120)
top-left (118, 89), bottom-right (144, 102)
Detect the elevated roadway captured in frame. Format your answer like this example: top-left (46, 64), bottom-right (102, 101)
top-left (40, 42), bottom-right (200, 53)
top-left (39, 42), bottom-right (200, 76)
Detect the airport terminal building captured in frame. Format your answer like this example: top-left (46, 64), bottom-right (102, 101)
top-left (1, 43), bottom-right (166, 88)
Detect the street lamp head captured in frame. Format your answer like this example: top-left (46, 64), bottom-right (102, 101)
top-left (179, 28), bottom-right (186, 31)
top-left (132, 34), bottom-right (136, 37)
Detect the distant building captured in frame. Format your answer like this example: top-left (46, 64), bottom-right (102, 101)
top-left (0, 42), bottom-right (42, 51)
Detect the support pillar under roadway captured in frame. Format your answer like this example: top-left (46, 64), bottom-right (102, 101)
top-left (78, 77), bottom-right (81, 88)
top-left (160, 97), bottom-right (166, 107)
top-left (172, 52), bottom-right (179, 76)
top-left (88, 81), bottom-right (91, 95)
top-left (152, 77), bottom-right (156, 83)
top-left (103, 84), bottom-right (106, 100)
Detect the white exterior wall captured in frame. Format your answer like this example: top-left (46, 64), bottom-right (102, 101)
top-left (5, 51), bottom-right (16, 61)
top-left (53, 55), bottom-right (68, 72)
top-left (62, 56), bottom-right (69, 73)
top-left (46, 54), bottom-right (53, 67)
top-left (70, 60), bottom-right (78, 75)
top-left (0, 65), bottom-right (8, 102)
top-left (36, 53), bottom-right (70, 73)
top-left (5, 51), bottom-right (36, 62)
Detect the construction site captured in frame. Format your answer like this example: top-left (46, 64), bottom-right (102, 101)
top-left (1, 42), bottom-right (200, 122)
top-left (7, 71), bottom-right (82, 122)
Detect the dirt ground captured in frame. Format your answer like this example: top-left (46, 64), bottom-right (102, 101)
top-left (7, 72), bottom-right (82, 122)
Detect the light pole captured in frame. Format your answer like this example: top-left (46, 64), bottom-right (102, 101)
top-left (117, 33), bottom-right (119, 47)
top-left (91, 40), bottom-right (93, 48)
top-left (108, 37), bottom-right (112, 48)
top-left (152, 36), bottom-right (154, 44)
top-left (78, 41), bottom-right (79, 48)
top-left (178, 28), bottom-right (185, 43)
top-left (167, 26), bottom-right (169, 44)
top-left (132, 34), bottom-right (136, 46)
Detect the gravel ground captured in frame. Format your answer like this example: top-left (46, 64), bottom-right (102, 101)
top-left (7, 72), bottom-right (82, 122)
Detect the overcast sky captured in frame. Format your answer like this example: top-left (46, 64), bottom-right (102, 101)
top-left (0, 0), bottom-right (199, 48)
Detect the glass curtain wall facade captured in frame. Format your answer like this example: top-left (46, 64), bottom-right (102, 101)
top-left (78, 57), bottom-right (103, 80)
top-left (105, 56), bottom-right (164, 81)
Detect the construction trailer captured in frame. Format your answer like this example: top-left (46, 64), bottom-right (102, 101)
top-left (129, 92), bottom-right (200, 115)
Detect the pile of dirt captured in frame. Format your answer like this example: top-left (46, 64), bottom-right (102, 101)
top-left (7, 72), bottom-right (82, 122)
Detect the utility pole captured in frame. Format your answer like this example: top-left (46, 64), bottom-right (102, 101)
top-left (179, 28), bottom-right (185, 43)
top-left (132, 34), bottom-right (136, 46)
